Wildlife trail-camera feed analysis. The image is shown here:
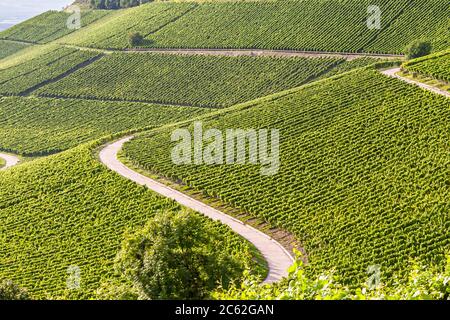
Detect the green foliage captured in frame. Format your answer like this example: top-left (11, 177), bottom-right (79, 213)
top-left (0, 280), bottom-right (30, 300)
top-left (0, 142), bottom-right (259, 298)
top-left (214, 252), bottom-right (450, 300)
top-left (115, 210), bottom-right (253, 299)
top-left (0, 96), bottom-right (208, 156)
top-left (128, 32), bottom-right (143, 47)
top-left (405, 40), bottom-right (433, 60)
top-left (0, 157), bottom-right (5, 169)
top-left (0, 40), bottom-right (30, 60)
top-left (0, 46), bottom-right (100, 95)
top-left (123, 68), bottom-right (450, 285)
top-left (403, 49), bottom-right (450, 83)
top-left (0, 10), bottom-right (110, 44)
top-left (36, 52), bottom-right (343, 108)
top-left (59, 3), bottom-right (195, 49)
top-left (62, 0), bottom-right (449, 54)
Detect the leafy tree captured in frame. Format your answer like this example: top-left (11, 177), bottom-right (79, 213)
top-left (120, 0), bottom-right (139, 8)
top-left (115, 210), bottom-right (248, 299)
top-left (90, 0), bottom-right (106, 9)
top-left (0, 280), bottom-right (30, 300)
top-left (128, 32), bottom-right (144, 47)
top-left (105, 0), bottom-right (120, 9)
top-left (405, 40), bottom-right (432, 60)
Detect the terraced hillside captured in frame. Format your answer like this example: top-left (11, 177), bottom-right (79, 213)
top-left (0, 10), bottom-right (110, 44)
top-left (403, 50), bottom-right (450, 83)
top-left (0, 142), bottom-right (262, 298)
top-left (0, 96), bottom-right (207, 156)
top-left (0, 40), bottom-right (30, 60)
top-left (123, 68), bottom-right (450, 285)
top-left (0, 46), bottom-right (101, 95)
top-left (57, 0), bottom-right (449, 54)
top-left (35, 53), bottom-right (343, 107)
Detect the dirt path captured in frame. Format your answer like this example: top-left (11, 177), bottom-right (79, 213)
top-left (99, 137), bottom-right (294, 283)
top-left (125, 48), bottom-right (403, 61)
top-left (0, 152), bottom-right (20, 170)
top-left (382, 68), bottom-right (450, 98)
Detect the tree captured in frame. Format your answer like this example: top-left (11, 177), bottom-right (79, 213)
top-left (105, 0), bottom-right (119, 9)
top-left (90, 0), bottom-right (106, 9)
top-left (405, 40), bottom-right (432, 60)
top-left (128, 32), bottom-right (144, 47)
top-left (115, 210), bottom-right (247, 299)
top-left (0, 280), bottom-right (30, 300)
top-left (120, 0), bottom-right (139, 8)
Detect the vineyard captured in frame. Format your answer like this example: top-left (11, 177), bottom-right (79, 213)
top-left (57, 0), bottom-right (450, 54)
top-left (0, 96), bottom-right (207, 156)
top-left (123, 68), bottom-right (450, 284)
top-left (58, 3), bottom-right (195, 49)
top-left (0, 40), bottom-right (30, 60)
top-left (403, 50), bottom-right (450, 83)
top-left (0, 46), bottom-right (101, 95)
top-left (36, 52), bottom-right (343, 108)
top-left (0, 142), bottom-right (262, 298)
top-left (0, 10), bottom-right (110, 44)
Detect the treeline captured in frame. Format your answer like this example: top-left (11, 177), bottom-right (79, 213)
top-left (90, 0), bottom-right (152, 9)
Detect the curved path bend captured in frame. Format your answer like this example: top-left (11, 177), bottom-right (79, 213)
top-left (99, 137), bottom-right (294, 283)
top-left (382, 68), bottom-right (450, 98)
top-left (0, 152), bottom-right (20, 170)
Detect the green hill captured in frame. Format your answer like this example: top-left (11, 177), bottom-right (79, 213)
top-left (0, 141), bottom-right (260, 298)
top-left (35, 52), bottom-right (344, 108)
top-left (0, 40), bottom-right (30, 60)
top-left (123, 67), bottom-right (450, 284)
top-left (0, 10), bottom-right (110, 44)
top-left (403, 49), bottom-right (450, 83)
top-left (59, 0), bottom-right (449, 54)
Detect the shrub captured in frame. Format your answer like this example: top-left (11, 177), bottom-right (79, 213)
top-left (114, 210), bottom-right (248, 299)
top-left (128, 32), bottom-right (144, 47)
top-left (405, 40), bottom-right (432, 60)
top-left (0, 280), bottom-right (30, 300)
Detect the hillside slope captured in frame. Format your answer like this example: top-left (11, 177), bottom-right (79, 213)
top-left (0, 142), bottom-right (261, 298)
top-left (123, 68), bottom-right (450, 284)
top-left (58, 0), bottom-right (449, 54)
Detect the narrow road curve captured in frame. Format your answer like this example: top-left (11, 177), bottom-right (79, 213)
top-left (0, 152), bottom-right (20, 170)
top-left (382, 68), bottom-right (450, 98)
top-left (99, 137), bottom-right (294, 283)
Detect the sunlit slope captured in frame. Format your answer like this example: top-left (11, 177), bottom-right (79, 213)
top-left (0, 10), bottom-right (110, 44)
top-left (0, 40), bottom-right (30, 60)
top-left (58, 2), bottom-right (195, 49)
top-left (35, 53), bottom-right (343, 107)
top-left (60, 0), bottom-right (449, 54)
top-left (403, 50), bottom-right (450, 83)
top-left (123, 68), bottom-right (450, 284)
top-left (0, 96), bottom-right (207, 156)
top-left (0, 142), bottom-right (258, 298)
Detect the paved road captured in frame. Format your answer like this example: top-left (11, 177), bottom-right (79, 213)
top-left (382, 68), bottom-right (450, 98)
top-left (126, 48), bottom-right (403, 61)
top-left (99, 137), bottom-right (294, 283)
top-left (0, 152), bottom-right (20, 170)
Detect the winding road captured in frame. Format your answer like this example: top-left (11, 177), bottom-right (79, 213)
top-left (0, 152), bottom-right (20, 170)
top-left (382, 68), bottom-right (450, 98)
top-left (99, 137), bottom-right (294, 283)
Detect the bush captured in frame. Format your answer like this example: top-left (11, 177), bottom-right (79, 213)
top-left (405, 40), bottom-right (432, 60)
top-left (115, 210), bottom-right (247, 299)
top-left (128, 32), bottom-right (144, 47)
top-left (0, 280), bottom-right (30, 300)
